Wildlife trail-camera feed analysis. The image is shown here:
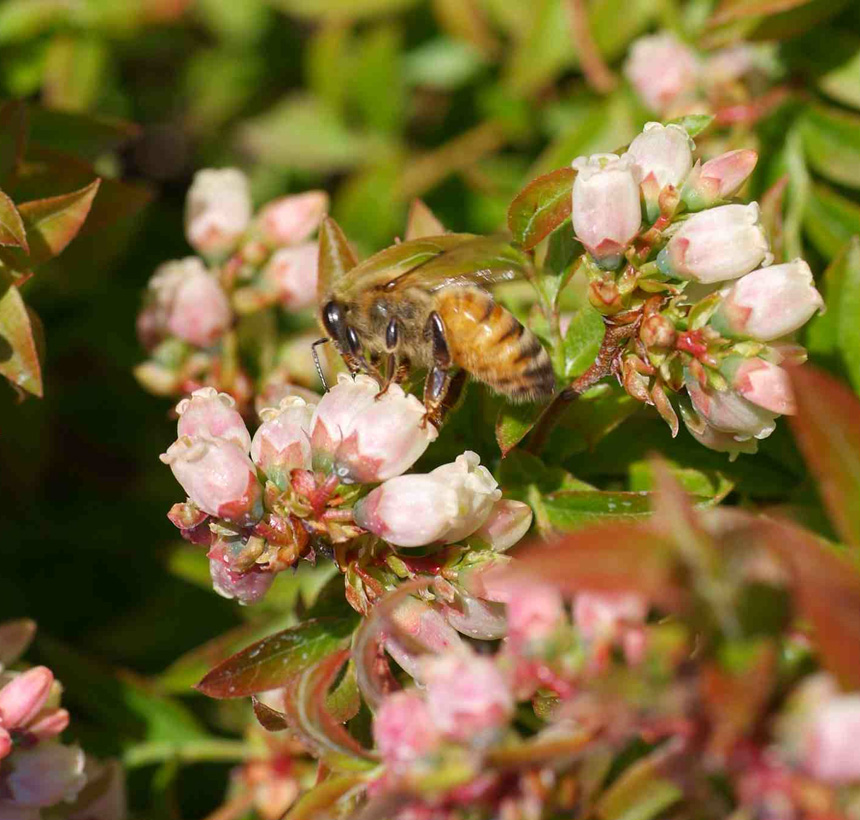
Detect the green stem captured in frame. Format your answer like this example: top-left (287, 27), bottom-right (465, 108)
top-left (124, 738), bottom-right (254, 769)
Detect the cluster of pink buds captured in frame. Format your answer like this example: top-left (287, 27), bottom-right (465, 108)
top-left (624, 33), bottom-right (774, 120)
top-left (160, 377), bottom-right (530, 608)
top-left (136, 167), bottom-right (328, 408)
top-left (569, 121), bottom-right (822, 458)
top-left (0, 620), bottom-right (125, 820)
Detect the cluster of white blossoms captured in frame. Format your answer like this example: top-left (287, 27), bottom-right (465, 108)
top-left (570, 121), bottom-right (823, 457)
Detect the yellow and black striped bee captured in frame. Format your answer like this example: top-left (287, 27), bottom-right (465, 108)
top-left (317, 228), bottom-right (555, 426)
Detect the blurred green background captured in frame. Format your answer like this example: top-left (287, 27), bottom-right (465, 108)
top-left (2, 0), bottom-right (860, 814)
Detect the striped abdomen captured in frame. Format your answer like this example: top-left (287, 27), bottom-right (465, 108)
top-left (436, 287), bottom-right (555, 401)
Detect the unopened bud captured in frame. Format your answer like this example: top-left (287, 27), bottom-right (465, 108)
top-left (176, 387), bottom-right (251, 451)
top-left (639, 314), bottom-right (676, 349)
top-left (471, 499), bottom-right (533, 552)
top-left (682, 150), bottom-right (759, 211)
top-left (250, 396), bottom-right (314, 489)
top-left (685, 368), bottom-right (778, 441)
top-left (185, 168), bottom-right (252, 258)
top-left (624, 34), bottom-right (700, 115)
top-left (0, 666), bottom-right (53, 729)
top-left (256, 191), bottom-right (328, 247)
top-left (628, 123), bottom-right (693, 222)
top-left (261, 242), bottom-right (319, 311)
top-left (722, 356), bottom-right (795, 415)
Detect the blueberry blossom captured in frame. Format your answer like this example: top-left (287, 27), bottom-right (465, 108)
top-left (177, 387), bottom-right (252, 451)
top-left (261, 243), bottom-right (319, 310)
top-left (255, 190), bottom-right (328, 248)
top-left (250, 396), bottom-right (315, 490)
top-left (681, 149), bottom-right (759, 212)
top-left (627, 123), bottom-right (693, 222)
top-left (624, 33), bottom-right (700, 115)
top-left (185, 168), bottom-right (252, 258)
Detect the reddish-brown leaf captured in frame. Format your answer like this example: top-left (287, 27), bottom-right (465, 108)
top-left (507, 167), bottom-right (576, 251)
top-left (0, 273), bottom-right (42, 396)
top-left (404, 198), bottom-right (446, 240)
top-left (788, 365), bottom-right (860, 548)
top-left (0, 190), bottom-right (26, 251)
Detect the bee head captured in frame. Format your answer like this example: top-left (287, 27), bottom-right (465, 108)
top-left (321, 300), bottom-right (347, 342)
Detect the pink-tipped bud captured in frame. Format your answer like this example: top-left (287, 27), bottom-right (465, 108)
top-left (422, 653), bottom-right (513, 741)
top-left (5, 742), bottom-right (87, 807)
top-left (573, 592), bottom-right (647, 642)
top-left (256, 191), bottom-right (328, 247)
top-left (724, 357), bottom-right (795, 416)
top-left (385, 597), bottom-right (465, 680)
top-left (682, 150), bottom-right (759, 211)
top-left (624, 33), bottom-right (700, 115)
top-left (309, 374), bottom-right (437, 483)
top-left (572, 153), bottom-right (642, 268)
top-left (185, 168), bottom-right (252, 257)
top-left (176, 387), bottom-right (251, 451)
top-left (250, 396), bottom-right (314, 489)
top-left (354, 452), bottom-right (501, 548)
top-left (209, 556), bottom-right (274, 606)
top-left (628, 123), bottom-right (693, 222)
top-left (0, 667), bottom-right (53, 730)
top-left (471, 499), bottom-right (533, 552)
top-left (679, 402), bottom-right (758, 460)
top-left (685, 369), bottom-right (778, 441)
top-left (373, 691), bottom-right (441, 768)
top-left (0, 726), bottom-right (10, 760)
top-left (710, 260), bottom-right (823, 341)
top-left (503, 581), bottom-right (565, 647)
top-left (160, 437), bottom-right (263, 525)
top-left (261, 242), bottom-right (319, 311)
top-left (658, 203), bottom-right (770, 283)
top-left (28, 708), bottom-right (70, 741)
top-left (143, 258), bottom-right (232, 348)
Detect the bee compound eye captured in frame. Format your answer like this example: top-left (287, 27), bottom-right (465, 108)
top-left (385, 319), bottom-right (398, 351)
top-left (322, 301), bottom-right (345, 336)
top-left (346, 326), bottom-right (362, 354)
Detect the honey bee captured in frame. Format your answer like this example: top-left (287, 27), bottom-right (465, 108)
top-left (317, 229), bottom-right (555, 426)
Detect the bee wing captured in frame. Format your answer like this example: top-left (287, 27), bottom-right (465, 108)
top-left (387, 235), bottom-right (531, 293)
top-left (333, 234), bottom-right (479, 298)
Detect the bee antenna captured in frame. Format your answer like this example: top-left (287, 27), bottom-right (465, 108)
top-left (311, 337), bottom-right (330, 391)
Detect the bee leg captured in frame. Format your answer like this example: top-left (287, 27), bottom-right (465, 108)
top-left (438, 369), bottom-right (468, 422)
top-left (422, 311), bottom-right (452, 428)
top-left (393, 356), bottom-right (411, 384)
top-left (376, 319), bottom-right (401, 398)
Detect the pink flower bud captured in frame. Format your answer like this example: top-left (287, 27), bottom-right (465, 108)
top-left (185, 168), bottom-right (252, 257)
top-left (0, 667), bottom-right (53, 729)
top-left (5, 742), bottom-right (87, 807)
top-left (503, 581), bottom-right (565, 647)
top-left (679, 403), bottom-right (758, 460)
top-left (710, 260), bottom-right (823, 341)
top-left (385, 597), bottom-right (465, 680)
top-left (573, 592), bottom-right (647, 642)
top-left (176, 388), bottom-right (251, 451)
top-left (250, 396), bottom-right (314, 489)
top-left (28, 708), bottom-right (70, 741)
top-left (572, 153), bottom-right (642, 268)
top-left (724, 357), bottom-right (795, 415)
top-left (421, 653), bottom-right (513, 741)
top-left (257, 191), bottom-right (328, 247)
top-left (354, 452), bottom-right (500, 547)
top-left (471, 499), bottom-right (533, 552)
top-left (628, 123), bottom-right (693, 222)
top-left (658, 203), bottom-right (770, 283)
top-left (624, 34), bottom-right (700, 115)
top-left (703, 44), bottom-right (758, 87)
top-left (262, 242), bottom-right (319, 310)
top-left (310, 374), bottom-right (437, 483)
top-left (373, 691), bottom-right (441, 767)
top-left (681, 150), bottom-right (758, 211)
top-left (0, 620), bottom-right (36, 669)
top-left (145, 258), bottom-right (232, 348)
top-left (685, 370), bottom-right (778, 440)
top-left (0, 727), bottom-right (10, 760)
top-left (209, 556), bottom-right (274, 606)
top-left (160, 437), bottom-right (263, 524)
top-left (803, 694), bottom-right (860, 783)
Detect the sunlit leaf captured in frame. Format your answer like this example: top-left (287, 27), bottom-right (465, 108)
top-left (284, 774), bottom-right (367, 820)
top-left (495, 401), bottom-right (547, 456)
top-left (803, 183), bottom-right (860, 260)
top-left (543, 490), bottom-right (654, 530)
top-left (196, 616), bottom-right (358, 699)
top-left (709, 0), bottom-right (814, 25)
top-left (507, 167), bottom-right (575, 250)
top-left (0, 272), bottom-right (41, 396)
top-left (665, 114), bottom-right (714, 138)
top-left (799, 104), bottom-right (860, 190)
top-left (404, 198), bottom-right (446, 240)
top-left (0, 190), bottom-right (27, 251)
top-left (317, 216), bottom-right (358, 300)
top-left (267, 0), bottom-right (420, 21)
top-left (788, 366), bottom-right (860, 548)
top-left (403, 36), bottom-right (488, 90)
top-left (563, 304), bottom-right (604, 379)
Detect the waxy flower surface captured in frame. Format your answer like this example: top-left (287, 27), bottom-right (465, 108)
top-left (185, 168), bottom-right (252, 257)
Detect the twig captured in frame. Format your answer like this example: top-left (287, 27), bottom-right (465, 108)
top-left (565, 0), bottom-right (616, 94)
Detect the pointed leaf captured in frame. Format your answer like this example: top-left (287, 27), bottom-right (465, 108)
top-left (317, 216), bottom-right (358, 300)
top-left (0, 189), bottom-right (27, 251)
top-left (284, 774), bottom-right (366, 820)
top-left (0, 273), bottom-right (42, 396)
top-left (709, 0), bottom-right (812, 25)
top-left (507, 167), bottom-right (576, 250)
top-left (799, 105), bottom-right (860, 190)
top-left (543, 490), bottom-right (654, 530)
top-left (27, 108), bottom-right (138, 161)
top-left (804, 184), bottom-right (860, 260)
top-left (665, 114), bottom-right (714, 138)
top-left (0, 101), bottom-right (28, 185)
top-left (404, 198), bottom-right (446, 240)
top-left (267, 0), bottom-right (419, 21)
top-left (252, 696), bottom-right (291, 732)
top-left (788, 366), bottom-right (860, 548)
top-left (496, 400), bottom-right (547, 456)
top-left (196, 616), bottom-right (357, 699)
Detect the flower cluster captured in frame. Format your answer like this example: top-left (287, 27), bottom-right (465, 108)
top-left (570, 121), bottom-right (822, 457)
top-left (0, 620), bottom-right (125, 820)
top-left (624, 33), bottom-right (775, 120)
top-left (160, 379), bottom-right (532, 607)
top-left (135, 168), bottom-right (328, 409)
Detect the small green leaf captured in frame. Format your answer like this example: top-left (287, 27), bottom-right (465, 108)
top-left (542, 490), bottom-right (653, 530)
top-left (804, 183), bottom-right (860, 260)
top-left (0, 189), bottom-right (27, 251)
top-left (267, 0), bottom-right (419, 20)
top-left (507, 166), bottom-right (576, 250)
top-left (195, 617), bottom-right (358, 699)
top-left (563, 304), bottom-right (604, 379)
top-left (0, 272), bottom-right (41, 396)
top-left (788, 365), bottom-right (860, 549)
top-left (799, 104), bottom-right (860, 190)
top-left (496, 400), bottom-right (548, 456)
top-left (665, 114), bottom-right (714, 138)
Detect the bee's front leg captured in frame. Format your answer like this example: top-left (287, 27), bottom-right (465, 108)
top-left (376, 319), bottom-right (402, 398)
top-left (422, 311), bottom-right (452, 428)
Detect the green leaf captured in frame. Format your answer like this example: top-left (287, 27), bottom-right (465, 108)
top-left (507, 167), bottom-right (576, 251)
top-left (563, 304), bottom-right (604, 379)
top-left (267, 0), bottom-right (420, 20)
top-left (788, 366), bottom-right (860, 549)
top-left (804, 184), bottom-right (860, 261)
top-left (595, 745), bottom-right (683, 820)
top-left (0, 189), bottom-right (26, 251)
top-left (0, 271), bottom-right (41, 396)
top-left (709, 0), bottom-right (815, 25)
top-left (195, 617), bottom-right (358, 698)
top-left (403, 37), bottom-right (488, 91)
top-left (799, 104), bottom-right (860, 190)
top-left (665, 114), bottom-right (714, 138)
top-left (495, 400), bottom-right (548, 456)
top-left (349, 24), bottom-right (404, 135)
top-left (543, 490), bottom-right (654, 530)
top-left (26, 108), bottom-right (138, 161)
top-left (284, 774), bottom-right (367, 820)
